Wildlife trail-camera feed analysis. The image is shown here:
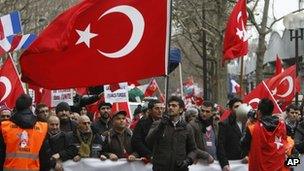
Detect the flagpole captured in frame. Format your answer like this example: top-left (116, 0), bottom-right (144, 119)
top-left (164, 0), bottom-right (173, 112)
top-left (179, 63), bottom-right (183, 97)
top-left (239, 57), bottom-right (244, 98)
top-left (8, 53), bottom-right (27, 94)
top-left (262, 81), bottom-right (283, 114)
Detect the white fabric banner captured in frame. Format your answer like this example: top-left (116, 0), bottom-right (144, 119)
top-left (63, 159), bottom-right (247, 171)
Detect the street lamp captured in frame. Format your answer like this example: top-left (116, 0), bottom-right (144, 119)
top-left (283, 11), bottom-right (304, 105)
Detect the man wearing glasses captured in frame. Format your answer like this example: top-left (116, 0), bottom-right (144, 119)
top-left (217, 97), bottom-right (246, 171)
top-left (0, 106), bottom-right (11, 122)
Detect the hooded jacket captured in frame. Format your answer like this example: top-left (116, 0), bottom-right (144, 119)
top-left (0, 109), bottom-right (49, 171)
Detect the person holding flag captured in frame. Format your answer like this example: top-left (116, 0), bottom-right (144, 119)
top-left (241, 98), bottom-right (288, 171)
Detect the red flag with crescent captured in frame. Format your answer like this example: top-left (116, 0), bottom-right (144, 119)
top-left (267, 65), bottom-right (300, 110)
top-left (0, 56), bottom-right (25, 109)
top-left (20, 0), bottom-right (170, 89)
top-left (223, 0), bottom-right (248, 61)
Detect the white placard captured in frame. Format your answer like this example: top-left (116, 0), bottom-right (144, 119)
top-left (104, 82), bottom-right (129, 103)
top-left (51, 89), bottom-right (74, 107)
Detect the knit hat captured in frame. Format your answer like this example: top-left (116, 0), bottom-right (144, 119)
top-left (56, 102), bottom-right (71, 113)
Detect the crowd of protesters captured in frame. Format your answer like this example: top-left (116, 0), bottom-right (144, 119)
top-left (0, 93), bottom-right (303, 171)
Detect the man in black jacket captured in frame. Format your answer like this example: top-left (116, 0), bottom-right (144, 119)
top-left (131, 99), bottom-right (163, 159)
top-left (56, 102), bottom-right (77, 132)
top-left (92, 102), bottom-right (112, 136)
top-left (217, 97), bottom-right (246, 171)
top-left (43, 115), bottom-right (78, 170)
top-left (146, 96), bottom-right (197, 171)
top-left (71, 115), bottom-right (103, 161)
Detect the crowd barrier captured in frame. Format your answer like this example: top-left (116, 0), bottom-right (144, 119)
top-left (62, 156), bottom-right (304, 171)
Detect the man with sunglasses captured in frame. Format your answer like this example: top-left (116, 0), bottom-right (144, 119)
top-left (217, 97), bottom-right (246, 171)
top-left (92, 102), bottom-right (112, 136)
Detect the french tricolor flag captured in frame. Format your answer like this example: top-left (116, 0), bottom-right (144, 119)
top-left (8, 34), bottom-right (36, 51)
top-left (0, 34), bottom-right (36, 56)
top-left (0, 11), bottom-right (22, 39)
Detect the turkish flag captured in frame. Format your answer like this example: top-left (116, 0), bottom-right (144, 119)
top-left (28, 84), bottom-right (52, 107)
top-left (275, 55), bottom-right (284, 76)
top-left (0, 57), bottom-right (25, 109)
top-left (20, 0), bottom-right (170, 89)
top-left (223, 0), bottom-right (248, 61)
top-left (144, 78), bottom-right (158, 97)
top-left (248, 121), bottom-right (287, 171)
top-left (243, 81), bottom-right (282, 113)
top-left (267, 65), bottom-right (300, 110)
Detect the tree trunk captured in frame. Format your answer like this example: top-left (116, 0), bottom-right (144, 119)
top-left (255, 0), bottom-right (270, 84)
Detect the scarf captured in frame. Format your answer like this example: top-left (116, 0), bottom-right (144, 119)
top-left (76, 130), bottom-right (93, 157)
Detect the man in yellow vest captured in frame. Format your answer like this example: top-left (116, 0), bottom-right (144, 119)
top-left (0, 94), bottom-right (48, 171)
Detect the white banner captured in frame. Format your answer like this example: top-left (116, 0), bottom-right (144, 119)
top-left (51, 89), bottom-right (74, 107)
top-left (63, 159), bottom-right (247, 171)
top-left (104, 82), bottom-right (129, 103)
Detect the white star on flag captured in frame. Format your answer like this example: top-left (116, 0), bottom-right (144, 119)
top-left (236, 28), bottom-right (244, 40)
top-left (75, 24), bottom-right (98, 48)
top-left (274, 136), bottom-right (283, 150)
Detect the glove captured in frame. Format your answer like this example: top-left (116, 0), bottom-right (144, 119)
top-left (176, 158), bottom-right (193, 170)
top-left (159, 114), bottom-right (170, 127)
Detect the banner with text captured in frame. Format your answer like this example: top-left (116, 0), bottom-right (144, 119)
top-left (51, 89), bottom-right (74, 107)
top-left (104, 83), bottom-right (129, 103)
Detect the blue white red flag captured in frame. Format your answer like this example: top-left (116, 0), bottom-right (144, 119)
top-left (0, 11), bottom-right (22, 39)
top-left (0, 34), bottom-right (36, 56)
top-left (7, 34), bottom-right (36, 51)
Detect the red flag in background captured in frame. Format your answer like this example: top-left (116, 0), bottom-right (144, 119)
top-left (144, 78), bottom-right (159, 97)
top-left (20, 0), bottom-right (170, 89)
top-left (243, 81), bottom-right (282, 114)
top-left (0, 56), bottom-right (25, 109)
top-left (267, 65), bottom-right (300, 110)
top-left (28, 84), bottom-right (52, 107)
top-left (223, 0), bottom-right (248, 62)
top-left (275, 55), bottom-right (284, 76)
top-left (75, 87), bottom-right (87, 95)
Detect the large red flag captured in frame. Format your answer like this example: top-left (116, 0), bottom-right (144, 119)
top-left (0, 57), bottom-right (25, 109)
top-left (223, 0), bottom-right (248, 61)
top-left (275, 55), bottom-right (284, 76)
top-left (267, 65), bottom-right (300, 109)
top-left (20, 0), bottom-right (170, 89)
top-left (243, 81), bottom-right (282, 114)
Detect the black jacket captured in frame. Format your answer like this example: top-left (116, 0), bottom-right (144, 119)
top-left (217, 113), bottom-right (244, 168)
top-left (146, 119), bottom-right (197, 171)
top-left (131, 116), bottom-right (154, 158)
top-left (0, 109), bottom-right (49, 171)
top-left (295, 120), bottom-right (304, 153)
top-left (42, 131), bottom-right (78, 170)
top-left (102, 128), bottom-right (138, 158)
top-left (70, 129), bottom-right (103, 158)
top-left (92, 118), bottom-right (111, 136)
top-left (60, 118), bottom-right (77, 133)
